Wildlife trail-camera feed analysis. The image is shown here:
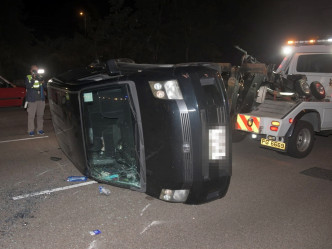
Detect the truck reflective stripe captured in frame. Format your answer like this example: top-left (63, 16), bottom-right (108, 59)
top-left (253, 117), bottom-right (260, 131)
top-left (236, 114), bottom-right (260, 133)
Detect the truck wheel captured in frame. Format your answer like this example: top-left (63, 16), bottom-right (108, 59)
top-left (287, 120), bottom-right (314, 158)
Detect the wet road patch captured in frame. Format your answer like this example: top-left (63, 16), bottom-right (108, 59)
top-left (300, 167), bottom-right (332, 181)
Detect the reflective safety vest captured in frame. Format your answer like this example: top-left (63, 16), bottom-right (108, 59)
top-left (27, 75), bottom-right (41, 89)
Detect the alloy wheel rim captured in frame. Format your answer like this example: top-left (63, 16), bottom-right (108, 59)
top-left (296, 128), bottom-right (311, 152)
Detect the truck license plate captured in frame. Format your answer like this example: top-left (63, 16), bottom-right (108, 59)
top-left (261, 138), bottom-right (286, 150)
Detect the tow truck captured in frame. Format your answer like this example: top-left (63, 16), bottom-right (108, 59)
top-left (234, 39), bottom-right (332, 158)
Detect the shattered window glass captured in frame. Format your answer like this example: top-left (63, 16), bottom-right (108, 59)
top-left (81, 85), bottom-right (140, 188)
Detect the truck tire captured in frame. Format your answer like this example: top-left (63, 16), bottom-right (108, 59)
top-left (287, 120), bottom-right (314, 158)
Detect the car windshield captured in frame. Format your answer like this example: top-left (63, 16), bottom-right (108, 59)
top-left (81, 85), bottom-right (140, 188)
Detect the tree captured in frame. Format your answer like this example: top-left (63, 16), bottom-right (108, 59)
top-left (0, 0), bottom-right (35, 80)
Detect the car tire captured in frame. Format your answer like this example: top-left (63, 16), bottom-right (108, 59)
top-left (310, 81), bottom-right (325, 100)
top-left (287, 120), bottom-right (314, 158)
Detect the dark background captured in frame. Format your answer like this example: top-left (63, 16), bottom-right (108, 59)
top-left (1, 0), bottom-right (332, 82)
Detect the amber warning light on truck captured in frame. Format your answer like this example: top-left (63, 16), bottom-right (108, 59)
top-left (283, 38), bottom-right (332, 55)
top-left (287, 38), bottom-right (332, 45)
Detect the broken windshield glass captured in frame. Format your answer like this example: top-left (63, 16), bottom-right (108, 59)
top-left (81, 85), bottom-right (140, 188)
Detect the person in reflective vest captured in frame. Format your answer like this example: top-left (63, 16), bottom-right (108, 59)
top-left (25, 65), bottom-right (46, 136)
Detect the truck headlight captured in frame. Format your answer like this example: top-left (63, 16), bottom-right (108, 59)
top-left (149, 80), bottom-right (183, 100)
top-left (282, 46), bottom-right (293, 55)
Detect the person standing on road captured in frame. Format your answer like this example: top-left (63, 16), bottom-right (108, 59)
top-left (25, 65), bottom-right (46, 136)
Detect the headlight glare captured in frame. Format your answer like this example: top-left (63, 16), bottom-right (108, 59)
top-left (37, 69), bottom-right (45, 74)
top-left (164, 80), bottom-right (183, 99)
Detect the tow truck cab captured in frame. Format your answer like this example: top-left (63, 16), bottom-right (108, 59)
top-left (47, 60), bottom-right (231, 204)
top-left (276, 39), bottom-right (332, 100)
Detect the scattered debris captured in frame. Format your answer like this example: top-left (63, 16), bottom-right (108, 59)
top-left (89, 229), bottom-right (101, 236)
top-left (98, 186), bottom-right (111, 196)
top-left (67, 176), bottom-right (88, 182)
top-left (50, 156), bottom-right (62, 161)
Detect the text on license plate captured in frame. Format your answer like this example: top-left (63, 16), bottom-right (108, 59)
top-left (260, 138), bottom-right (286, 150)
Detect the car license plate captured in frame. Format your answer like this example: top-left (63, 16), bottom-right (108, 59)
top-left (260, 138), bottom-right (286, 150)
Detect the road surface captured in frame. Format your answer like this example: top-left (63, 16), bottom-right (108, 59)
top-left (0, 106), bottom-right (331, 249)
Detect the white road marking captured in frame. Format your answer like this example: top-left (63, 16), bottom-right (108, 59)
top-left (140, 203), bottom-right (151, 216)
top-left (140, 220), bottom-right (165, 235)
top-left (12, 180), bottom-right (97, 200)
top-left (0, 136), bottom-right (49, 144)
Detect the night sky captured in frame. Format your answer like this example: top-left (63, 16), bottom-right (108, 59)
top-left (2, 0), bottom-right (332, 80)
top-left (21, 0), bottom-right (332, 62)
top-left (22, 0), bottom-right (110, 38)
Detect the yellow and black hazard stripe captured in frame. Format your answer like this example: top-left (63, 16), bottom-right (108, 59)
top-left (235, 114), bottom-right (260, 133)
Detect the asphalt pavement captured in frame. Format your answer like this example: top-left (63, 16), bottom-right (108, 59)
top-left (0, 105), bottom-right (331, 249)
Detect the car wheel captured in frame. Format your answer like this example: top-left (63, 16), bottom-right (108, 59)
top-left (287, 120), bottom-right (314, 158)
top-left (310, 81), bottom-right (325, 100)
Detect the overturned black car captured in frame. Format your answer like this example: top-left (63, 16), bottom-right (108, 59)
top-left (47, 60), bottom-right (231, 204)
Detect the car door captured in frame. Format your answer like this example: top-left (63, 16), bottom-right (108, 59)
top-left (0, 78), bottom-right (25, 107)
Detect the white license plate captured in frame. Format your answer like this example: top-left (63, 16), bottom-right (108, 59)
top-left (261, 138), bottom-right (286, 150)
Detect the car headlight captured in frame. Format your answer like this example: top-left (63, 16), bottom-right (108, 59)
top-left (295, 77), bottom-right (311, 97)
top-left (149, 80), bottom-right (183, 100)
top-left (159, 189), bottom-right (189, 202)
